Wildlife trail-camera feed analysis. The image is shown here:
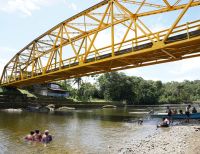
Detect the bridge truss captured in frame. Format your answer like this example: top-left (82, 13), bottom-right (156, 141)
top-left (1, 0), bottom-right (200, 87)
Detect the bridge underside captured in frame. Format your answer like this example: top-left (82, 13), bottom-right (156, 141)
top-left (3, 32), bottom-right (200, 87)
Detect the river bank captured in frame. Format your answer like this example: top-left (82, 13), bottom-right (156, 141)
top-left (117, 120), bottom-right (200, 154)
top-left (0, 93), bottom-right (198, 110)
top-left (1, 87), bottom-right (200, 110)
top-left (0, 93), bottom-right (124, 110)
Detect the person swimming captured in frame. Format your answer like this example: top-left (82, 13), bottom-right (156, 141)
top-left (24, 131), bottom-right (34, 141)
top-left (33, 129), bottom-right (42, 142)
top-left (41, 130), bottom-right (52, 144)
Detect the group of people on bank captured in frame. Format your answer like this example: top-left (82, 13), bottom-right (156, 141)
top-left (25, 129), bottom-right (52, 143)
top-left (157, 105), bottom-right (198, 127)
top-left (167, 105), bottom-right (197, 117)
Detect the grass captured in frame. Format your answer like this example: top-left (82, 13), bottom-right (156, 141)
top-left (17, 88), bottom-right (37, 98)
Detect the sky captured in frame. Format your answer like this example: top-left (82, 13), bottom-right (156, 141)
top-left (0, 0), bottom-right (200, 83)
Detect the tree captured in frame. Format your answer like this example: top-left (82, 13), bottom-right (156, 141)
top-left (56, 73), bottom-right (200, 104)
top-left (97, 72), bottom-right (136, 103)
top-left (59, 79), bottom-right (77, 98)
top-left (73, 77), bottom-right (82, 90)
top-left (77, 82), bottom-right (98, 101)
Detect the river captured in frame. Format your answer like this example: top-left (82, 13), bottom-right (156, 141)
top-left (0, 106), bottom-right (171, 154)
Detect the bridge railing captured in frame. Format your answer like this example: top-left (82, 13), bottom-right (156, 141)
top-left (2, 20), bottom-right (200, 84)
top-left (35, 20), bottom-right (200, 71)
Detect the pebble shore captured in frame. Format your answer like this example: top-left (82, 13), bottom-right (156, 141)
top-left (117, 120), bottom-right (200, 154)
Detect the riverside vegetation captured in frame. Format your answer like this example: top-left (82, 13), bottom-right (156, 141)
top-left (58, 72), bottom-right (200, 105)
top-left (1, 72), bottom-right (200, 105)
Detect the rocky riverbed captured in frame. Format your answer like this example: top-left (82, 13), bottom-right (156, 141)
top-left (117, 120), bottom-right (200, 154)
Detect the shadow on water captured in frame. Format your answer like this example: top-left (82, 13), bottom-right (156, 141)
top-left (51, 108), bottom-right (150, 123)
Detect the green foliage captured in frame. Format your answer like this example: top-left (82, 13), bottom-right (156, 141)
top-left (159, 80), bottom-right (200, 104)
top-left (77, 82), bottom-right (98, 101)
top-left (59, 80), bottom-right (77, 98)
top-left (58, 74), bottom-right (200, 105)
top-left (0, 87), bottom-right (22, 95)
top-left (73, 77), bottom-right (82, 90)
top-left (98, 72), bottom-right (135, 103)
top-left (97, 72), bottom-right (161, 104)
top-left (97, 73), bottom-right (200, 104)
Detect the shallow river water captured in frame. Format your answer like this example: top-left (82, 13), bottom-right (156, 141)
top-left (0, 107), bottom-right (168, 154)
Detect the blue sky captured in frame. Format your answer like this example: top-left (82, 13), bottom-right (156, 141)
top-left (0, 0), bottom-right (200, 83)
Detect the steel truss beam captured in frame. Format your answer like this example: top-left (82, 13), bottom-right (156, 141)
top-left (1, 0), bottom-right (200, 87)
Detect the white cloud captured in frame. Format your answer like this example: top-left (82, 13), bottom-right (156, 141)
top-left (122, 57), bottom-right (200, 82)
top-left (64, 0), bottom-right (77, 11)
top-left (0, 0), bottom-right (77, 16)
top-left (68, 3), bottom-right (77, 11)
top-left (169, 58), bottom-right (200, 75)
top-left (0, 0), bottom-right (41, 16)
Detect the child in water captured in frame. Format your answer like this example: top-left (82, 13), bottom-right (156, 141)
top-left (157, 117), bottom-right (170, 128)
top-left (33, 130), bottom-right (42, 142)
top-left (24, 131), bottom-right (34, 141)
top-left (41, 130), bottom-right (52, 144)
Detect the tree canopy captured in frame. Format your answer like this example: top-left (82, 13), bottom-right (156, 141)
top-left (60, 72), bottom-right (200, 104)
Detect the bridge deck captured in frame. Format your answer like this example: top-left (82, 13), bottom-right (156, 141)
top-left (2, 29), bottom-right (200, 87)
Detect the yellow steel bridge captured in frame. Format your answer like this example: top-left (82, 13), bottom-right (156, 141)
top-left (1, 0), bottom-right (200, 87)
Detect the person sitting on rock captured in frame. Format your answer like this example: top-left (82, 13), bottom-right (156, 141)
top-left (24, 131), bottom-right (34, 141)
